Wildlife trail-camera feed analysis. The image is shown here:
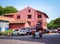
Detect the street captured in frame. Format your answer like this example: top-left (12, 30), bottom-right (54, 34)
top-left (0, 33), bottom-right (60, 44)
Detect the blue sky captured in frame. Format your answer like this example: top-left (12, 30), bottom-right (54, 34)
top-left (0, 0), bottom-right (60, 22)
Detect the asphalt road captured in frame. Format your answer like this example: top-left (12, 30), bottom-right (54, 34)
top-left (0, 33), bottom-right (60, 44)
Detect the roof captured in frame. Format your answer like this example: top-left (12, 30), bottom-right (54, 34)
top-left (0, 16), bottom-right (25, 23)
top-left (0, 20), bottom-right (9, 22)
top-left (4, 13), bottom-right (15, 15)
top-left (36, 10), bottom-right (49, 18)
top-left (0, 16), bottom-right (15, 22)
top-left (9, 21), bottom-right (25, 23)
top-left (43, 13), bottom-right (49, 18)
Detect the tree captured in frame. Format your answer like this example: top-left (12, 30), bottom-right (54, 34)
top-left (54, 18), bottom-right (60, 28)
top-left (54, 18), bottom-right (60, 24)
top-left (0, 6), bottom-right (3, 15)
top-left (47, 20), bottom-right (55, 29)
top-left (3, 6), bottom-right (18, 14)
top-left (0, 6), bottom-right (18, 15)
top-left (48, 18), bottom-right (60, 29)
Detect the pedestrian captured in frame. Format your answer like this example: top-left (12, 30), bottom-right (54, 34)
top-left (32, 29), bottom-right (35, 37)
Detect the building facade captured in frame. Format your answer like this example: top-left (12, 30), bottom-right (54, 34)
top-left (3, 7), bottom-right (48, 29)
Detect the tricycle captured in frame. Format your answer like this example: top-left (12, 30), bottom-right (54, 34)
top-left (32, 30), bottom-right (42, 39)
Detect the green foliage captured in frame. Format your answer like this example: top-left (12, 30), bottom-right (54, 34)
top-left (0, 6), bottom-right (3, 15)
top-left (0, 30), bottom-right (12, 35)
top-left (47, 20), bottom-right (55, 29)
top-left (5, 30), bottom-right (12, 33)
top-left (48, 18), bottom-right (60, 29)
top-left (3, 6), bottom-right (18, 14)
top-left (0, 6), bottom-right (18, 15)
top-left (54, 18), bottom-right (60, 24)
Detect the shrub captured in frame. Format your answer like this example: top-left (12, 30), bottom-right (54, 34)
top-left (0, 30), bottom-right (12, 36)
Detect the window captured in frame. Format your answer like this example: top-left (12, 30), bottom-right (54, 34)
top-left (38, 15), bottom-right (42, 18)
top-left (28, 15), bottom-right (32, 19)
top-left (28, 10), bottom-right (30, 12)
top-left (17, 15), bottom-right (20, 19)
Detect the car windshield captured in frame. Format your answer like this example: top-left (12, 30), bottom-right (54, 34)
top-left (21, 28), bottom-right (25, 30)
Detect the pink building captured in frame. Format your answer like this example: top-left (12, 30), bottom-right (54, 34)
top-left (4, 7), bottom-right (48, 30)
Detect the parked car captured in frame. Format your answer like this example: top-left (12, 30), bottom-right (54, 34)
top-left (57, 28), bottom-right (60, 34)
top-left (25, 28), bottom-right (32, 35)
top-left (45, 29), bottom-right (50, 34)
top-left (43, 29), bottom-right (50, 34)
top-left (52, 29), bottom-right (57, 33)
top-left (11, 29), bottom-right (27, 36)
top-left (21, 27), bottom-right (36, 35)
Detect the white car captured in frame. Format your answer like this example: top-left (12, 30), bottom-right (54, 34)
top-left (11, 29), bottom-right (27, 35)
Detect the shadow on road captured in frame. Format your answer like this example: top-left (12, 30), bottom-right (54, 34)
top-left (0, 34), bottom-right (60, 44)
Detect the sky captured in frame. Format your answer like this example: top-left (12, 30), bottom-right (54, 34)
top-left (0, 0), bottom-right (60, 23)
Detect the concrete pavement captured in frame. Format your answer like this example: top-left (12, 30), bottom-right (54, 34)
top-left (0, 33), bottom-right (60, 44)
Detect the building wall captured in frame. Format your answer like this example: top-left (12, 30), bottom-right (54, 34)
top-left (42, 14), bottom-right (47, 29)
top-left (14, 7), bottom-right (38, 27)
top-left (9, 23), bottom-right (25, 29)
top-left (13, 7), bottom-right (48, 29)
top-left (3, 7), bottom-right (48, 29)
